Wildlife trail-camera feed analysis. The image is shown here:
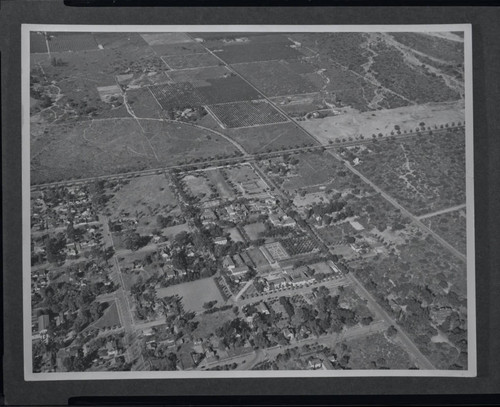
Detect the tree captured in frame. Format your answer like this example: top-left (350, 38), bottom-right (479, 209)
top-left (387, 325), bottom-right (398, 337)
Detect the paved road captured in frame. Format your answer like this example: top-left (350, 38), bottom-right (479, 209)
top-left (417, 203), bottom-right (466, 220)
top-left (347, 273), bottom-right (435, 370)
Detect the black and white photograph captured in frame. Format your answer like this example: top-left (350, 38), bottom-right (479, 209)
top-left (22, 25), bottom-right (475, 380)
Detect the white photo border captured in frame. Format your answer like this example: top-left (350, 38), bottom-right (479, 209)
top-left (22, 24), bottom-right (476, 381)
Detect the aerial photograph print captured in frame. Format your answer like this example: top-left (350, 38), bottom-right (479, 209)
top-left (23, 25), bottom-right (475, 379)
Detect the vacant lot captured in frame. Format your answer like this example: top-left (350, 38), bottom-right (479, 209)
top-left (163, 53), bottom-right (222, 69)
top-left (228, 227), bottom-right (245, 242)
top-left (30, 118), bottom-right (239, 184)
top-left (243, 222), bottom-right (266, 241)
top-left (163, 223), bottom-right (191, 239)
top-left (192, 308), bottom-right (235, 339)
top-left (92, 301), bottom-right (121, 330)
top-left (104, 174), bottom-right (181, 230)
top-left (167, 65), bottom-right (231, 84)
top-left (212, 41), bottom-right (302, 64)
top-left (156, 277), bottom-right (225, 313)
top-left (206, 121), bottom-right (318, 154)
top-left (46, 32), bottom-right (99, 52)
top-left (205, 169), bottom-right (235, 200)
top-left (301, 101), bottom-right (465, 144)
top-left (93, 32), bottom-right (149, 49)
top-left (208, 100), bottom-right (288, 128)
top-left (126, 87), bottom-right (165, 119)
top-left (233, 60), bottom-right (320, 97)
top-left (183, 173), bottom-right (213, 201)
top-left (151, 42), bottom-right (207, 56)
top-left (224, 164), bottom-right (269, 197)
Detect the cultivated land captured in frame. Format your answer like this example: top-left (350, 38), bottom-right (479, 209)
top-left (29, 31), bottom-right (470, 374)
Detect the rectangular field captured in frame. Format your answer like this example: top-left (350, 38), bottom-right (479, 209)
top-left (212, 42), bottom-right (303, 64)
top-left (207, 100), bottom-right (288, 129)
top-left (30, 32), bottom-right (48, 53)
top-left (46, 32), bottom-right (99, 52)
top-left (149, 82), bottom-right (206, 109)
top-left (156, 277), bottom-right (225, 313)
top-left (140, 32), bottom-right (193, 45)
top-left (151, 42), bottom-right (207, 56)
top-left (163, 53), bottom-right (223, 69)
top-left (205, 169), bottom-right (235, 200)
top-left (233, 60), bottom-right (320, 97)
top-left (279, 236), bottom-right (317, 257)
top-left (243, 222), bottom-right (266, 241)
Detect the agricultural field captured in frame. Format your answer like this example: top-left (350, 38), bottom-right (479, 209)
top-left (126, 87), bottom-right (165, 119)
top-left (279, 236), bottom-right (317, 257)
top-left (150, 42), bottom-right (207, 56)
top-left (211, 41), bottom-right (303, 64)
top-left (93, 32), bottom-right (149, 49)
top-left (30, 32), bottom-right (48, 53)
top-left (300, 101), bottom-right (464, 145)
top-left (264, 242), bottom-right (290, 262)
top-left (422, 208), bottom-right (467, 255)
top-left (207, 100), bottom-right (288, 129)
top-left (46, 32), bottom-right (99, 52)
top-left (232, 60), bottom-right (320, 97)
top-left (156, 277), bottom-right (225, 313)
top-left (149, 82), bottom-right (206, 109)
top-left (140, 32), bottom-right (193, 45)
top-left (163, 53), bottom-right (223, 70)
top-left (349, 127), bottom-right (466, 216)
top-left (166, 65), bottom-right (231, 84)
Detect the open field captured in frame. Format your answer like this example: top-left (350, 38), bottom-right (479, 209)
top-left (300, 101), bottom-right (464, 144)
top-left (30, 32), bottom-right (48, 53)
top-left (183, 173), bottom-right (214, 201)
top-left (247, 247), bottom-right (270, 268)
top-left (93, 32), bottom-right (149, 49)
top-left (46, 32), bottom-right (99, 52)
top-left (163, 223), bottom-right (191, 239)
top-left (149, 82), bottom-right (206, 109)
top-left (151, 42), bottom-right (207, 56)
top-left (30, 118), bottom-right (239, 184)
top-left (205, 169), bottom-right (235, 200)
top-left (167, 65), bottom-right (231, 84)
top-left (243, 222), bottom-right (266, 241)
top-left (224, 164), bottom-right (269, 197)
top-left (156, 277), bottom-right (225, 313)
top-left (163, 53), bottom-right (223, 70)
top-left (233, 60), bottom-right (320, 97)
top-left (140, 33), bottom-right (193, 45)
top-left (422, 208), bottom-right (467, 255)
top-left (212, 41), bottom-right (303, 64)
top-left (126, 87), bottom-right (165, 119)
top-left (192, 309), bottom-right (235, 340)
top-left (207, 100), bottom-right (288, 129)
top-left (104, 174), bottom-right (181, 224)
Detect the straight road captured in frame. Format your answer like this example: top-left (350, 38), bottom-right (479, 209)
top-left (347, 272), bottom-right (435, 370)
top-left (417, 203), bottom-right (466, 220)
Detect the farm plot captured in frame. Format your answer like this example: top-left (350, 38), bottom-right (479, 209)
top-left (197, 33), bottom-right (292, 47)
top-left (149, 82), bottom-right (207, 109)
top-left (151, 42), bottom-right (207, 56)
top-left (46, 32), bottom-right (99, 52)
top-left (207, 100), bottom-right (289, 129)
top-left (30, 32), bottom-right (48, 53)
top-left (163, 52), bottom-right (222, 70)
top-left (211, 41), bottom-right (303, 64)
top-left (279, 236), bottom-right (317, 257)
top-left (125, 87), bottom-right (164, 119)
top-left (167, 65), bottom-right (231, 85)
top-left (233, 60), bottom-right (320, 97)
top-left (270, 93), bottom-right (326, 117)
top-left (197, 75), bottom-right (264, 105)
top-left (156, 277), bottom-right (225, 313)
top-left (140, 32), bottom-right (193, 45)
top-left (93, 32), bottom-right (149, 49)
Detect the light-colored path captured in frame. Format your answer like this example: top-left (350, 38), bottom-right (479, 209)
top-left (417, 203), bottom-right (466, 220)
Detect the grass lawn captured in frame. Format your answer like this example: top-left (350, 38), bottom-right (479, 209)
top-left (92, 301), bottom-right (121, 329)
top-left (156, 277), bottom-right (225, 313)
top-left (192, 309), bottom-right (235, 340)
top-left (243, 222), bottom-right (266, 241)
